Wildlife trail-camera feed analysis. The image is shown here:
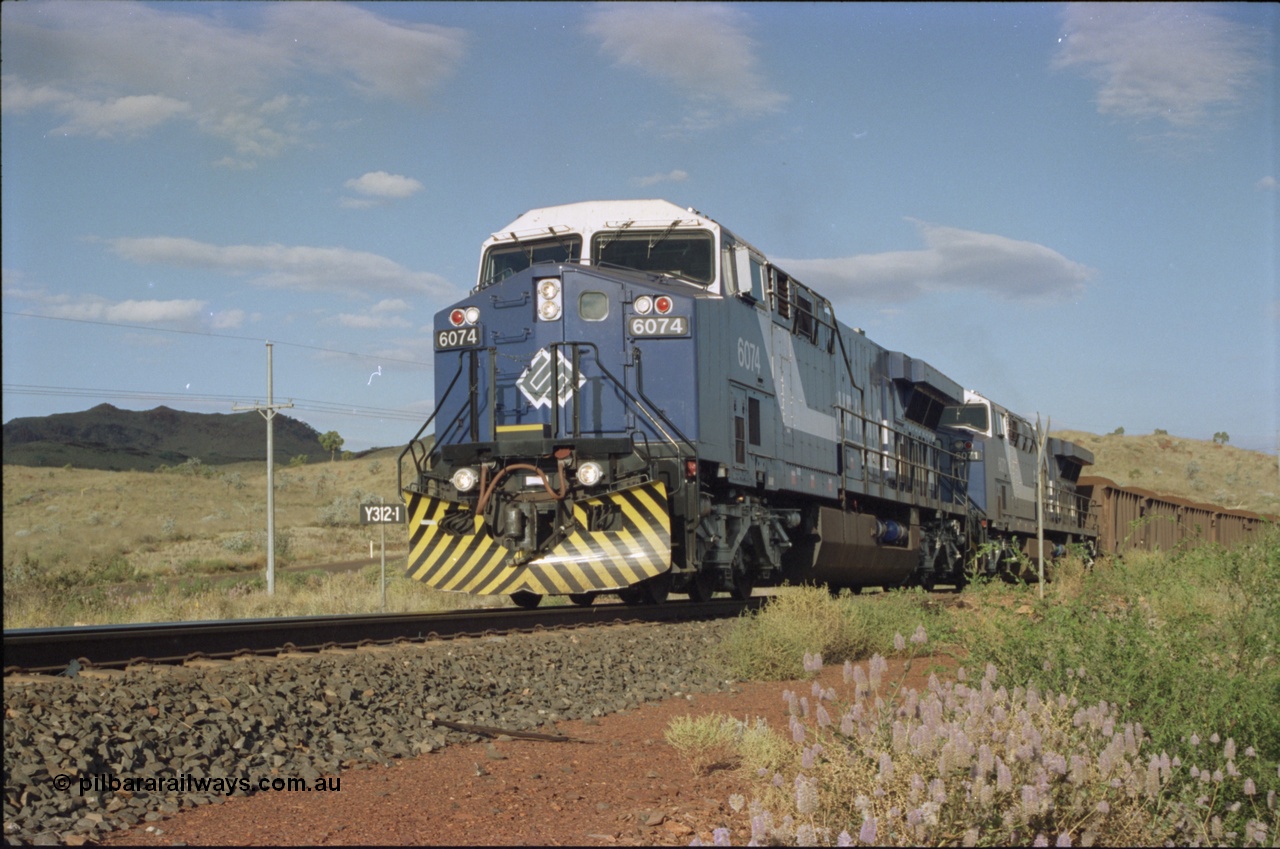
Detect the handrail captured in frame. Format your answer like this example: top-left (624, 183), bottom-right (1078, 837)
top-left (833, 402), bottom-right (969, 511)
top-left (398, 354), bottom-right (469, 493)
top-left (400, 341), bottom-right (696, 495)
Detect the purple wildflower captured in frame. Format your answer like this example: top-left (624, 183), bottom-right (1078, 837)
top-left (751, 812), bottom-right (770, 843)
top-left (843, 660), bottom-right (854, 685)
top-left (816, 704), bottom-right (831, 729)
top-left (894, 633), bottom-right (907, 652)
top-left (996, 757), bottom-right (1013, 792)
top-left (837, 831), bottom-right (854, 847)
top-left (911, 624), bottom-right (928, 645)
top-left (795, 775), bottom-right (819, 815)
top-left (713, 827), bottom-right (731, 846)
top-left (1055, 833), bottom-right (1072, 847)
top-left (857, 816), bottom-right (877, 845)
top-left (1244, 778), bottom-right (1256, 796)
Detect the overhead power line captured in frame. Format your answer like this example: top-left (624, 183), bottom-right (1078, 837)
top-left (1, 310), bottom-right (434, 368)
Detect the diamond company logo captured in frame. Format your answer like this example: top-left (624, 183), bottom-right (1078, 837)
top-left (516, 348), bottom-right (585, 409)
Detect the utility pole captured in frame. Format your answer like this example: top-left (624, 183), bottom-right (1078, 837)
top-left (1035, 413), bottom-right (1050, 600)
top-left (234, 342), bottom-right (293, 595)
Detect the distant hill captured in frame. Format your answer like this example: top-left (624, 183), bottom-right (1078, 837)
top-left (2, 404), bottom-right (328, 471)
top-left (1054, 430), bottom-right (1278, 516)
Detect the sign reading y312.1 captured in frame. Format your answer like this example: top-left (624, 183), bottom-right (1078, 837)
top-left (359, 503), bottom-right (405, 524)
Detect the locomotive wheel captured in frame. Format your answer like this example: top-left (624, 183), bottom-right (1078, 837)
top-left (686, 569), bottom-right (716, 602)
top-left (727, 548), bottom-right (753, 600)
top-left (617, 587), bottom-right (645, 606)
top-left (642, 571), bottom-right (672, 604)
top-left (510, 591), bottom-right (542, 609)
top-left (568, 593), bottom-right (595, 607)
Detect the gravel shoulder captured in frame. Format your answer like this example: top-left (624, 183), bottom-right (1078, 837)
top-left (4, 620), bottom-right (744, 845)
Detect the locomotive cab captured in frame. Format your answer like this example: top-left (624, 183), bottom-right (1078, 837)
top-left (402, 201), bottom-right (732, 605)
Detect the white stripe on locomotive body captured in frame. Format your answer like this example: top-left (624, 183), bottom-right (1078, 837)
top-left (757, 309), bottom-right (837, 442)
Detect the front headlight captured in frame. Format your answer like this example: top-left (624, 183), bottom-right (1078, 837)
top-left (575, 461), bottom-right (604, 487)
top-left (537, 278), bottom-right (561, 300)
top-left (536, 278), bottom-right (562, 321)
top-left (451, 467), bottom-right (479, 493)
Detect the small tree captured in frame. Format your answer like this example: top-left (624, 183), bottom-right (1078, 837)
top-left (1212, 431), bottom-right (1230, 445)
top-left (319, 430), bottom-right (345, 462)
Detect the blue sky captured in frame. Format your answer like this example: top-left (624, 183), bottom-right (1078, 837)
top-left (2, 1), bottom-right (1276, 454)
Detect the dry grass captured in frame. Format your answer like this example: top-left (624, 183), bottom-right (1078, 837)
top-left (3, 450), bottom-right (405, 582)
top-left (3, 432), bottom-right (1274, 627)
top-left (1054, 429), bottom-right (1278, 514)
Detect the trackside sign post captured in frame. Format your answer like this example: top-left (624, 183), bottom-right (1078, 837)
top-left (360, 501), bottom-right (404, 611)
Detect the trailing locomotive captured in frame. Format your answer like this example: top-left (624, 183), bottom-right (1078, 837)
top-left (399, 200), bottom-right (1097, 607)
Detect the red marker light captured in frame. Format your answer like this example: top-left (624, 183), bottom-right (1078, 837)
top-left (449, 309), bottom-right (466, 327)
top-left (654, 296), bottom-right (673, 314)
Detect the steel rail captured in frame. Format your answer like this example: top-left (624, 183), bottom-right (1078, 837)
top-left (3, 597), bottom-right (761, 675)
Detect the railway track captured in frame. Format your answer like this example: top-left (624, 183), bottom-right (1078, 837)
top-left (2, 597), bottom-right (761, 674)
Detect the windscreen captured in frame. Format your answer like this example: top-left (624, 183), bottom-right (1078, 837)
top-left (592, 230), bottom-right (714, 285)
top-left (480, 236), bottom-right (582, 287)
top-left (939, 403), bottom-right (990, 432)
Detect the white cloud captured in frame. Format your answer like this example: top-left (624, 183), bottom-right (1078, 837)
top-left (1257, 176), bottom-right (1278, 192)
top-left (334, 298), bottom-right (414, 329)
top-left (208, 309), bottom-right (249, 330)
top-left (38, 294), bottom-right (208, 324)
top-left (0, 1), bottom-right (467, 161)
top-left (776, 219), bottom-right (1096, 304)
top-left (334, 312), bottom-right (412, 330)
top-left (584, 3), bottom-right (786, 124)
top-left (1053, 3), bottom-right (1267, 131)
top-left (632, 169), bottom-right (689, 188)
top-left (263, 4), bottom-right (467, 104)
top-left (105, 236), bottom-right (455, 298)
top-left (55, 94), bottom-right (192, 139)
top-left (344, 171), bottom-right (425, 199)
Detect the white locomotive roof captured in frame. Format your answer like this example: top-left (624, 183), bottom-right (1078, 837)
top-left (485, 199), bottom-right (720, 246)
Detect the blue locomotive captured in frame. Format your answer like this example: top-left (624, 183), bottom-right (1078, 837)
top-left (399, 200), bottom-right (1096, 607)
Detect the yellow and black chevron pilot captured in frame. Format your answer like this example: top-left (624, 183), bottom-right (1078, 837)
top-left (403, 479), bottom-right (671, 598)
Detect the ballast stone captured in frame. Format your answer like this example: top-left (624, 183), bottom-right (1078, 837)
top-left (3, 619), bottom-right (733, 843)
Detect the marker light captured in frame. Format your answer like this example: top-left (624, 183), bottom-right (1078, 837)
top-left (654, 295), bottom-right (673, 314)
top-left (576, 461), bottom-right (604, 487)
top-left (538, 299), bottom-right (562, 320)
top-left (449, 309), bottom-right (467, 327)
top-left (451, 467), bottom-right (479, 493)
top-left (634, 295), bottom-right (653, 314)
top-left (464, 306), bottom-right (481, 324)
top-left (537, 278), bottom-right (561, 300)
